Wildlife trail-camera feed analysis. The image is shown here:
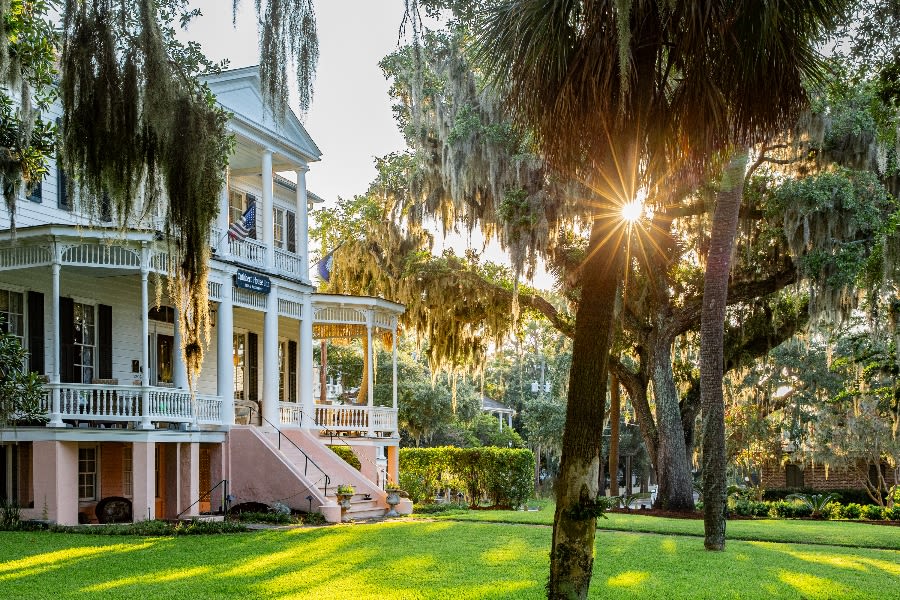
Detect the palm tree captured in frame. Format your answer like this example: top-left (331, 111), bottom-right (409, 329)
top-left (474, 0), bottom-right (848, 596)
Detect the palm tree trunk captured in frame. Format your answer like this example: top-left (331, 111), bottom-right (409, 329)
top-left (609, 373), bottom-right (621, 497)
top-left (549, 217), bottom-right (623, 600)
top-left (701, 150), bottom-right (749, 550)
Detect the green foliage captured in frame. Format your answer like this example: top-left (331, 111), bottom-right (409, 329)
top-left (786, 492), bottom-right (839, 518)
top-left (0, 318), bottom-right (45, 426)
top-left (233, 511), bottom-right (296, 525)
top-left (327, 445), bottom-right (361, 471)
top-left (48, 519), bottom-right (248, 536)
top-left (411, 502), bottom-right (470, 515)
top-left (400, 446), bottom-right (534, 509)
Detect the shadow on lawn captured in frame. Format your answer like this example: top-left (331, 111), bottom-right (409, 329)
top-left (0, 522), bottom-right (897, 599)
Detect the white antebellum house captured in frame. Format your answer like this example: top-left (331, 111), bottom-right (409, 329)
top-left (0, 66), bottom-right (409, 524)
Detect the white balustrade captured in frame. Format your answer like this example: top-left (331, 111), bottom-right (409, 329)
top-left (279, 402), bottom-right (304, 427)
top-left (274, 249), bottom-right (303, 278)
top-left (196, 394), bottom-right (223, 424)
top-left (314, 404), bottom-right (398, 435)
top-left (39, 383), bottom-right (225, 427)
top-left (229, 237), bottom-right (267, 268)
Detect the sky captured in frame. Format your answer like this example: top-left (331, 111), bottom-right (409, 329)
top-left (182, 0), bottom-right (408, 204)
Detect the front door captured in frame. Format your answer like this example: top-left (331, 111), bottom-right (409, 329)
top-left (148, 331), bottom-right (175, 386)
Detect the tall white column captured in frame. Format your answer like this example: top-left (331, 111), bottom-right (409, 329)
top-left (48, 256), bottom-right (62, 427)
top-left (262, 284), bottom-right (280, 428)
top-left (299, 293), bottom-right (315, 429)
top-left (173, 308), bottom-right (187, 389)
top-left (366, 311), bottom-right (375, 408)
top-left (295, 166), bottom-right (310, 282)
top-left (217, 275), bottom-right (235, 426)
top-left (262, 150), bottom-right (274, 270)
top-left (139, 245), bottom-right (152, 430)
top-left (217, 168), bottom-right (231, 257)
top-left (391, 323), bottom-right (398, 436)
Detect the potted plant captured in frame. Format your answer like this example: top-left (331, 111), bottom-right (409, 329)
top-left (385, 481), bottom-right (402, 517)
top-left (336, 484), bottom-right (355, 510)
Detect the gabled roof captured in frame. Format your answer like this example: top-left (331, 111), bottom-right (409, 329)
top-left (481, 398), bottom-right (515, 413)
top-left (203, 66), bottom-right (322, 164)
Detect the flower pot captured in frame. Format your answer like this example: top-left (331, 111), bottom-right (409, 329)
top-left (336, 493), bottom-right (352, 511)
top-left (385, 491), bottom-right (401, 517)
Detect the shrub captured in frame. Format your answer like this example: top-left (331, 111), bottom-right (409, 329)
top-left (413, 503), bottom-right (470, 515)
top-left (234, 511), bottom-right (295, 525)
top-left (50, 520), bottom-right (248, 536)
top-left (840, 503), bottom-right (863, 519)
top-left (300, 512), bottom-right (327, 526)
top-left (328, 445), bottom-right (362, 471)
top-left (770, 500), bottom-right (812, 519)
top-left (400, 447), bottom-right (535, 509)
top-left (860, 504), bottom-right (884, 520)
top-left (763, 488), bottom-right (875, 505)
top-left (732, 499), bottom-right (770, 517)
top-left (884, 505), bottom-right (900, 521)
top-left (786, 492), bottom-right (838, 518)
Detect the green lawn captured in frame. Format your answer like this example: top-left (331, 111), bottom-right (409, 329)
top-left (1, 520), bottom-right (898, 599)
top-left (424, 505), bottom-right (900, 550)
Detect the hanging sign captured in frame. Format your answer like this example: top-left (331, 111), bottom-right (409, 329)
top-left (234, 269), bottom-right (271, 294)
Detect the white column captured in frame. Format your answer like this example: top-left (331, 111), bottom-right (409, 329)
top-left (391, 324), bottom-right (398, 436)
top-left (48, 257), bottom-right (62, 427)
top-left (295, 166), bottom-right (310, 281)
top-left (139, 245), bottom-right (152, 430)
top-left (262, 150), bottom-right (274, 270)
top-left (217, 168), bottom-right (231, 257)
top-left (299, 293), bottom-right (315, 429)
top-left (366, 311), bottom-right (375, 436)
top-left (499, 413), bottom-right (503, 431)
top-left (262, 283), bottom-right (279, 428)
top-left (391, 325), bottom-right (398, 411)
top-left (173, 308), bottom-right (187, 389)
top-left (217, 275), bottom-right (235, 426)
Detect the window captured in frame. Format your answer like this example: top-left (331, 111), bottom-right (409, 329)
top-left (233, 332), bottom-right (246, 400)
top-left (785, 464), bottom-right (804, 488)
top-left (73, 302), bottom-right (95, 384)
top-left (123, 445), bottom-right (133, 498)
top-left (26, 179), bottom-right (42, 203)
top-left (78, 447), bottom-right (98, 501)
top-left (229, 189), bottom-right (259, 239)
top-left (273, 207), bottom-right (297, 252)
top-left (0, 289), bottom-right (24, 344)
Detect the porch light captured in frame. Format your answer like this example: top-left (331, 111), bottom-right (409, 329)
top-left (208, 303), bottom-right (217, 327)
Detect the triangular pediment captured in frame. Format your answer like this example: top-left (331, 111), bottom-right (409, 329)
top-left (204, 66), bottom-right (322, 162)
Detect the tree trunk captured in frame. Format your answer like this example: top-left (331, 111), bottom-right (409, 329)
top-left (357, 335), bottom-right (369, 404)
top-left (548, 217), bottom-right (623, 600)
top-left (651, 331), bottom-right (695, 510)
top-left (701, 150), bottom-right (749, 550)
top-left (609, 373), bottom-right (621, 497)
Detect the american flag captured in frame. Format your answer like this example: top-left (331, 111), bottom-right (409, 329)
top-left (228, 201), bottom-right (256, 241)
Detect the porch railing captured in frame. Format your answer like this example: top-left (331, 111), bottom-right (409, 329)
top-left (229, 236), bottom-right (267, 268)
top-left (41, 383), bottom-right (224, 426)
top-left (312, 403), bottom-right (398, 435)
top-left (274, 248), bottom-right (303, 278)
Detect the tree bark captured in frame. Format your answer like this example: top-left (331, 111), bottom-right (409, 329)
top-left (651, 330), bottom-right (696, 510)
top-left (701, 150), bottom-right (749, 551)
top-left (609, 373), bottom-right (621, 497)
top-left (548, 217), bottom-right (623, 600)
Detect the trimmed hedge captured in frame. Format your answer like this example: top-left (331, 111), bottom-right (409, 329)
top-left (328, 445), bottom-right (362, 471)
top-left (400, 447), bottom-right (534, 509)
top-left (728, 498), bottom-right (900, 521)
top-left (762, 488), bottom-right (877, 505)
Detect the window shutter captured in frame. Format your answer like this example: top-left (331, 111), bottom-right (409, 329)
top-left (57, 165), bottom-right (70, 211)
top-left (288, 340), bottom-right (297, 402)
top-left (248, 332), bottom-right (258, 402)
top-left (246, 193), bottom-right (258, 239)
top-left (59, 296), bottom-right (76, 383)
top-left (27, 291), bottom-right (44, 374)
top-left (98, 304), bottom-right (113, 379)
top-left (286, 211), bottom-right (296, 253)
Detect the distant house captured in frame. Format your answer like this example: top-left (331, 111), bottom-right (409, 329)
top-left (481, 398), bottom-right (515, 430)
top-left (0, 66), bottom-right (410, 525)
top-left (761, 457), bottom-right (897, 496)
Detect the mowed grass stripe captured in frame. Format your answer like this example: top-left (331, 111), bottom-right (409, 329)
top-left (0, 520), bottom-right (897, 599)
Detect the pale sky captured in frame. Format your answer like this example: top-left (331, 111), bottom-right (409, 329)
top-left (183, 1), bottom-right (553, 289)
top-left (183, 1), bottom-right (407, 203)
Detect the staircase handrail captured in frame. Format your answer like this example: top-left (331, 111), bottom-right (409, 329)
top-left (175, 479), bottom-right (229, 520)
top-left (327, 432), bottom-right (389, 490)
top-left (251, 407), bottom-right (331, 496)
